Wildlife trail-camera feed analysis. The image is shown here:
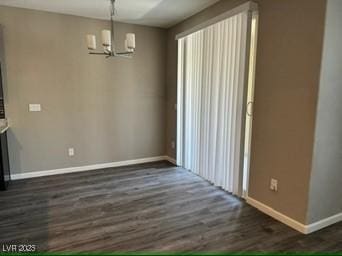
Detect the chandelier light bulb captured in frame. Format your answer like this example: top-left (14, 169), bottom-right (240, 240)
top-left (102, 30), bottom-right (111, 47)
top-left (86, 34), bottom-right (96, 50)
top-left (126, 33), bottom-right (136, 49)
top-left (125, 39), bottom-right (133, 52)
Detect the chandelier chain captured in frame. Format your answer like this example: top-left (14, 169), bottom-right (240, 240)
top-left (111, 0), bottom-right (116, 18)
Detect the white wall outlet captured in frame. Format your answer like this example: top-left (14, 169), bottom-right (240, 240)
top-left (171, 141), bottom-right (175, 149)
top-left (68, 148), bottom-right (75, 157)
top-left (29, 104), bottom-right (41, 112)
top-left (270, 178), bottom-right (278, 191)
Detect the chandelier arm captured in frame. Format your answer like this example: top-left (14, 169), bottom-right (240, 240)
top-left (89, 52), bottom-right (110, 56)
top-left (114, 54), bottom-right (133, 59)
top-left (116, 52), bottom-right (134, 55)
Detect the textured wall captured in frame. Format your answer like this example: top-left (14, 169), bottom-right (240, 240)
top-left (166, 0), bottom-right (326, 223)
top-left (0, 6), bottom-right (167, 174)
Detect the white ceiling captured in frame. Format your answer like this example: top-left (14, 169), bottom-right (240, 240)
top-left (0, 0), bottom-right (220, 28)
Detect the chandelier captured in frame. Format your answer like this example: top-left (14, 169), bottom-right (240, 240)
top-left (86, 0), bottom-right (136, 58)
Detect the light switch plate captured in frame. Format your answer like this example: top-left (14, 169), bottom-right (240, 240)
top-left (29, 104), bottom-right (41, 112)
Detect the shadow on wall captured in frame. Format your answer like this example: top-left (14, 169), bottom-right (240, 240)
top-left (7, 129), bottom-right (22, 175)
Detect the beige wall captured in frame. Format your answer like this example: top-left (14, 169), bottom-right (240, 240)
top-left (166, 0), bottom-right (326, 223)
top-left (308, 0), bottom-right (342, 224)
top-left (2, 1), bottom-right (334, 226)
top-left (0, 6), bottom-right (167, 174)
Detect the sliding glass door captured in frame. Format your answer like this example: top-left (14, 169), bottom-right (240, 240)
top-left (177, 6), bottom-right (258, 197)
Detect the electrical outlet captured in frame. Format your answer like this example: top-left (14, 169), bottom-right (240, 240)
top-left (68, 148), bottom-right (75, 157)
top-left (270, 178), bottom-right (278, 191)
top-left (29, 104), bottom-right (41, 112)
top-left (171, 141), bottom-right (175, 149)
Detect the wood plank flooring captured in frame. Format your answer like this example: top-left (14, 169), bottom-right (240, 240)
top-left (0, 161), bottom-right (341, 252)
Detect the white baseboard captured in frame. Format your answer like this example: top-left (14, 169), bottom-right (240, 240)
top-left (11, 156), bottom-right (176, 180)
top-left (246, 196), bottom-right (307, 233)
top-left (165, 156), bottom-right (177, 165)
top-left (306, 211), bottom-right (342, 234)
top-left (246, 196), bottom-right (342, 234)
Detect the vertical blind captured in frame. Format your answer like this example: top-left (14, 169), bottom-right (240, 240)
top-left (177, 12), bottom-right (250, 195)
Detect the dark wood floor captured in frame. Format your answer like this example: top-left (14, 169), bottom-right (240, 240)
top-left (0, 161), bottom-right (341, 252)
